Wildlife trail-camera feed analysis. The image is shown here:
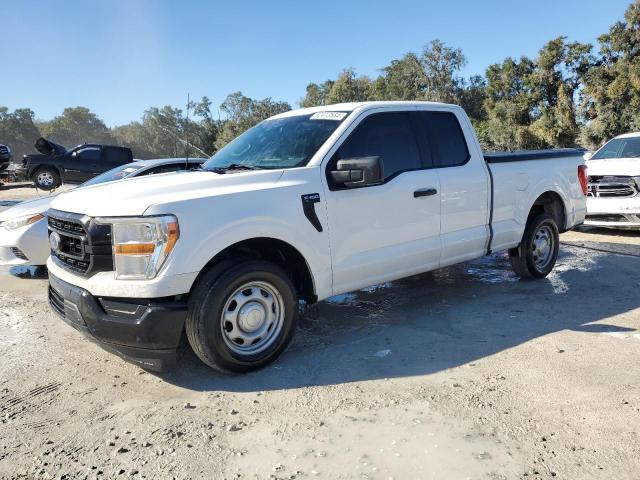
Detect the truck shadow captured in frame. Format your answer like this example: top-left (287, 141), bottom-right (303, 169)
top-left (160, 246), bottom-right (637, 392)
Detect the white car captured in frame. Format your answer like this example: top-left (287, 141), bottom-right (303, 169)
top-left (0, 158), bottom-right (205, 266)
top-left (585, 132), bottom-right (640, 229)
top-left (45, 101), bottom-right (587, 373)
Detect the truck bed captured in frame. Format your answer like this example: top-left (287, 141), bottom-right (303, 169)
top-left (484, 149), bottom-right (586, 164)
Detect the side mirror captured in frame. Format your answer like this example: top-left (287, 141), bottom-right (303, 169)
top-left (583, 151), bottom-right (593, 161)
top-left (329, 156), bottom-right (384, 189)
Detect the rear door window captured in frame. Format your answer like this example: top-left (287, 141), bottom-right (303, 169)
top-left (412, 111), bottom-right (470, 168)
top-left (332, 112), bottom-right (421, 181)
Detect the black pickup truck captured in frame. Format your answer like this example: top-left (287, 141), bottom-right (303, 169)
top-left (16, 138), bottom-right (133, 190)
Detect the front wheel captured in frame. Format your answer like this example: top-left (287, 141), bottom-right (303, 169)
top-left (33, 167), bottom-right (60, 190)
top-left (185, 260), bottom-right (299, 373)
top-left (509, 213), bottom-right (559, 279)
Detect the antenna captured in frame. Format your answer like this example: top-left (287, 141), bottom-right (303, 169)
top-left (185, 93), bottom-right (190, 170)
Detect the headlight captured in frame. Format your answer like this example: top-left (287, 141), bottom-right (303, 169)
top-left (97, 215), bottom-right (179, 280)
top-left (0, 213), bottom-right (44, 230)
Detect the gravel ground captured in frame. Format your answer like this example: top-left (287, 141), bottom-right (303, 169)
top-left (0, 186), bottom-right (639, 479)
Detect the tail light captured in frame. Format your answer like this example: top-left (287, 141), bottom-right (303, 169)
top-left (578, 165), bottom-right (588, 196)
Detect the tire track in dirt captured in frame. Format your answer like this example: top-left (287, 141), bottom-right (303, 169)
top-left (0, 382), bottom-right (62, 421)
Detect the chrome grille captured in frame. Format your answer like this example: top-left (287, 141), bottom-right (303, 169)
top-left (588, 176), bottom-right (638, 198)
top-left (47, 209), bottom-right (113, 277)
top-left (48, 214), bottom-right (90, 274)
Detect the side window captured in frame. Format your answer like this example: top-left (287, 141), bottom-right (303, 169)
top-left (413, 111), bottom-right (469, 167)
top-left (333, 112), bottom-right (421, 181)
top-left (75, 148), bottom-right (101, 161)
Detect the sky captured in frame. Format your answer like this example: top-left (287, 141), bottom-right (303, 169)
top-left (0, 0), bottom-right (633, 127)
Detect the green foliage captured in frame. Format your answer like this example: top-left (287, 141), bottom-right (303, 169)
top-left (373, 53), bottom-right (426, 101)
top-left (39, 107), bottom-right (115, 147)
top-left (580, 1), bottom-right (640, 148)
top-left (0, 107), bottom-right (41, 161)
top-left (215, 92), bottom-right (291, 149)
top-left (323, 69), bottom-right (373, 104)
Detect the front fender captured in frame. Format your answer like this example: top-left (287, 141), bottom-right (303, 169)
top-left (147, 168), bottom-right (333, 300)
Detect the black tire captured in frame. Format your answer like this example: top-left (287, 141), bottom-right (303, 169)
top-left (509, 213), bottom-right (559, 279)
top-left (32, 167), bottom-right (60, 190)
top-left (185, 259), bottom-right (299, 373)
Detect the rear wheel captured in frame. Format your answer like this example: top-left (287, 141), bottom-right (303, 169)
top-left (509, 213), bottom-right (559, 279)
top-left (185, 260), bottom-right (298, 373)
top-left (33, 167), bottom-right (60, 190)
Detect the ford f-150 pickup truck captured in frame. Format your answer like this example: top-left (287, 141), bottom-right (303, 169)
top-left (46, 101), bottom-right (588, 372)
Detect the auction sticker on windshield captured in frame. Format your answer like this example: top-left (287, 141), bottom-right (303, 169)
top-left (310, 112), bottom-right (347, 121)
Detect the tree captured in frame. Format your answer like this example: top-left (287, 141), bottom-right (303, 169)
top-left (0, 107), bottom-right (41, 161)
top-left (299, 81), bottom-right (334, 108)
top-left (39, 107), bottom-right (115, 147)
top-left (189, 96), bottom-right (221, 156)
top-left (420, 39), bottom-right (467, 103)
top-left (111, 122), bottom-right (155, 159)
top-left (482, 57), bottom-right (543, 150)
top-left (457, 75), bottom-right (487, 122)
top-left (580, 0), bottom-right (640, 147)
top-left (215, 92), bottom-right (291, 149)
top-left (113, 105), bottom-right (210, 159)
top-left (530, 37), bottom-right (593, 147)
top-left (324, 69), bottom-right (373, 104)
top-left (373, 53), bottom-right (426, 101)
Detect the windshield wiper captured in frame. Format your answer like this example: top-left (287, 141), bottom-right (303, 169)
top-left (206, 163), bottom-right (261, 174)
top-left (226, 163), bottom-right (260, 170)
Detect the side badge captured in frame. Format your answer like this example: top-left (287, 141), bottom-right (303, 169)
top-left (301, 193), bottom-right (323, 232)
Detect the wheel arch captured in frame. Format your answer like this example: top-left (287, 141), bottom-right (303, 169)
top-left (526, 190), bottom-right (567, 232)
top-left (31, 164), bottom-right (62, 182)
top-left (190, 237), bottom-right (317, 304)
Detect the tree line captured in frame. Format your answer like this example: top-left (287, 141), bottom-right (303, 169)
top-left (2, 1), bottom-right (640, 162)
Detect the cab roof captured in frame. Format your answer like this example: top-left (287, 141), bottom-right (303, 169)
top-left (270, 101), bottom-right (459, 119)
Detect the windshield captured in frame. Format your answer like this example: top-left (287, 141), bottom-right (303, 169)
top-left (592, 137), bottom-right (640, 159)
top-left (203, 112), bottom-right (349, 171)
top-left (81, 164), bottom-right (143, 187)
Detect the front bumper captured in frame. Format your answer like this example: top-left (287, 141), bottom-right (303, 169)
top-left (48, 272), bottom-right (188, 370)
top-left (0, 219), bottom-right (50, 266)
top-left (585, 196), bottom-right (640, 229)
top-left (3, 164), bottom-right (28, 181)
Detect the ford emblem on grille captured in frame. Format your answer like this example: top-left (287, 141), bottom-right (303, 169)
top-left (49, 231), bottom-right (61, 252)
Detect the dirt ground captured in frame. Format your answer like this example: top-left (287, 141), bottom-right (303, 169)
top-left (0, 186), bottom-right (639, 480)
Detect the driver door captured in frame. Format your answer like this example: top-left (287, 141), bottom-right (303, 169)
top-left (65, 146), bottom-right (102, 183)
top-left (322, 110), bottom-right (442, 295)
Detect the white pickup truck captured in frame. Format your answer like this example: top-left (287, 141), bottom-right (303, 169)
top-left (46, 101), bottom-right (587, 372)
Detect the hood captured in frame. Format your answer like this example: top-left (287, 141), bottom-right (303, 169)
top-left (49, 169), bottom-right (285, 217)
top-left (34, 137), bottom-right (67, 156)
top-left (0, 194), bottom-right (58, 221)
top-left (586, 158), bottom-right (640, 177)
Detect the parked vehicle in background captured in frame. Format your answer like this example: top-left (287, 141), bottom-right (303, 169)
top-left (0, 144), bottom-right (11, 171)
top-left (0, 157), bottom-right (205, 266)
top-left (14, 138), bottom-right (133, 190)
top-left (584, 132), bottom-right (640, 229)
top-left (45, 101), bottom-right (587, 373)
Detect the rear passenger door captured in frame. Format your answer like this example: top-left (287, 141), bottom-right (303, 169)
top-left (322, 110), bottom-right (442, 295)
top-left (413, 109), bottom-right (490, 267)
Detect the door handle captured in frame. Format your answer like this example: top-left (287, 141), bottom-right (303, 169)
top-left (413, 188), bottom-right (438, 198)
